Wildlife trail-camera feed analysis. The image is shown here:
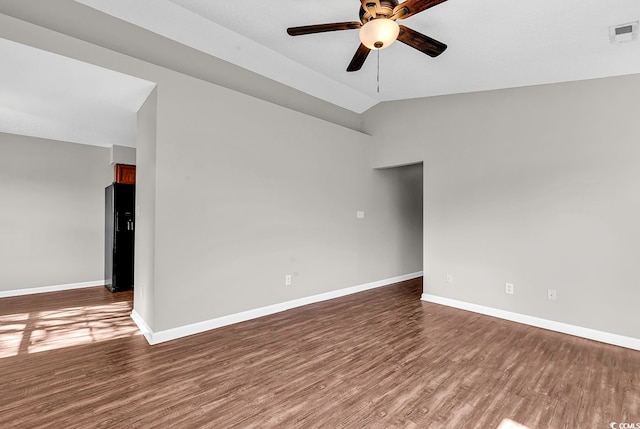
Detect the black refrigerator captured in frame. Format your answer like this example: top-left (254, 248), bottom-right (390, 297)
top-left (105, 183), bottom-right (135, 292)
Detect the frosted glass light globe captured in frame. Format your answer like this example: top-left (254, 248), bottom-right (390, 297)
top-left (359, 19), bottom-right (400, 50)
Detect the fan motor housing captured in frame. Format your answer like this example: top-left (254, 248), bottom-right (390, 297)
top-left (359, 0), bottom-right (399, 23)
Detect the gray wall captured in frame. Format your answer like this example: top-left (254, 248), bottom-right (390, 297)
top-left (0, 13), bottom-right (423, 332)
top-left (110, 145), bottom-right (136, 165)
top-left (151, 73), bottom-right (424, 331)
top-left (362, 75), bottom-right (640, 339)
top-left (134, 88), bottom-right (157, 326)
top-left (0, 132), bottom-right (112, 291)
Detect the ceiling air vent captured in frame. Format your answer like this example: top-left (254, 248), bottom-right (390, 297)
top-left (609, 22), bottom-right (638, 44)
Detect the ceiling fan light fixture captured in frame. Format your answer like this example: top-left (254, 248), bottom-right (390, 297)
top-left (359, 18), bottom-right (400, 50)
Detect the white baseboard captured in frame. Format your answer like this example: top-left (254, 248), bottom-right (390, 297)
top-left (0, 280), bottom-right (106, 298)
top-left (421, 294), bottom-right (640, 352)
top-left (130, 309), bottom-right (154, 345)
top-left (132, 271), bottom-right (423, 345)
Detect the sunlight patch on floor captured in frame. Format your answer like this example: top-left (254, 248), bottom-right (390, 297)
top-left (497, 418), bottom-right (531, 429)
top-left (0, 301), bottom-right (140, 358)
top-left (0, 312), bottom-right (28, 357)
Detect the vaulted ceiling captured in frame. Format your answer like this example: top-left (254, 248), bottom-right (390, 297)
top-left (0, 37), bottom-right (154, 148)
top-left (75, 0), bottom-right (640, 113)
top-left (0, 0), bottom-right (639, 146)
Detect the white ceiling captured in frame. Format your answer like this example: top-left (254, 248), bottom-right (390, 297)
top-left (0, 0), bottom-right (638, 148)
top-left (74, 0), bottom-right (640, 113)
top-left (0, 37), bottom-right (155, 148)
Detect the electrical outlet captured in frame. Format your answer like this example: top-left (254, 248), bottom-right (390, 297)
top-left (547, 289), bottom-right (557, 301)
top-left (446, 274), bottom-right (453, 284)
top-left (356, 211), bottom-right (365, 219)
top-left (285, 274), bottom-right (292, 286)
top-left (505, 282), bottom-right (514, 295)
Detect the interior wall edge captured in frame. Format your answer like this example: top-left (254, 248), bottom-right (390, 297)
top-left (373, 160), bottom-right (425, 170)
top-left (134, 272), bottom-right (423, 346)
top-left (422, 293), bottom-right (640, 352)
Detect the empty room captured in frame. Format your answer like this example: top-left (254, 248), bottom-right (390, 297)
top-left (0, 1), bottom-right (639, 428)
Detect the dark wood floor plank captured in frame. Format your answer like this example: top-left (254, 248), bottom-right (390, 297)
top-left (1, 279), bottom-right (639, 428)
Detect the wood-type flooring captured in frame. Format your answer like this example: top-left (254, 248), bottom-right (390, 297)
top-left (0, 278), bottom-right (638, 428)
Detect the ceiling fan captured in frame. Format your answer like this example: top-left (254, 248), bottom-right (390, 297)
top-left (287, 0), bottom-right (449, 72)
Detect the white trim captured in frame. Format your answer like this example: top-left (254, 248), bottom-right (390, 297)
top-left (0, 280), bottom-right (105, 298)
top-left (133, 271), bottom-right (423, 345)
top-left (130, 309), bottom-right (154, 345)
top-left (421, 294), bottom-right (640, 352)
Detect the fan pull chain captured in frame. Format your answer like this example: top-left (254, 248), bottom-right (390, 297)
top-left (377, 48), bottom-right (380, 93)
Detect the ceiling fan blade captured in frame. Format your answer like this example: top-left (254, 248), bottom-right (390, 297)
top-left (393, 0), bottom-right (448, 19)
top-left (397, 25), bottom-right (447, 57)
top-left (347, 44), bottom-right (371, 72)
top-left (287, 22), bottom-right (361, 36)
